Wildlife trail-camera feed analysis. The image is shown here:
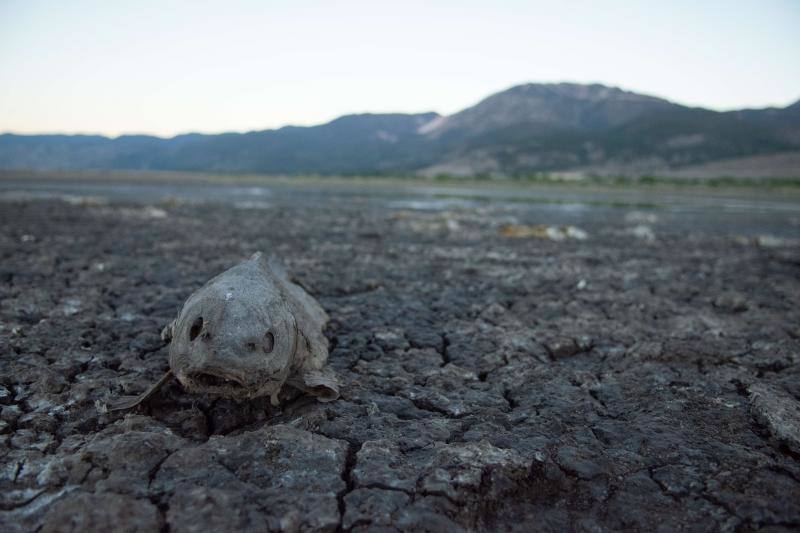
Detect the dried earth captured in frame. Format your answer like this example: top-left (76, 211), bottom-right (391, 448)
top-left (1, 182), bottom-right (800, 531)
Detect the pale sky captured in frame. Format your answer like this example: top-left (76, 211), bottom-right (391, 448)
top-left (1, 0), bottom-right (799, 137)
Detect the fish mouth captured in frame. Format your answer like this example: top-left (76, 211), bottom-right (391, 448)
top-left (184, 371), bottom-right (249, 396)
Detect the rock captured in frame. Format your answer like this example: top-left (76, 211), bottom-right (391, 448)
top-left (353, 440), bottom-right (418, 492)
top-left (166, 486), bottom-right (270, 532)
top-left (749, 383), bottom-right (800, 454)
top-left (545, 337), bottom-right (582, 359)
top-left (499, 224), bottom-right (588, 241)
top-left (625, 211), bottom-right (659, 224)
top-left (755, 235), bottom-right (791, 247)
top-left (128, 331), bottom-right (164, 354)
top-left (41, 491), bottom-right (163, 533)
top-left (713, 292), bottom-right (748, 313)
top-left (628, 224), bottom-right (656, 242)
top-left (651, 464), bottom-right (704, 496)
top-left (564, 226), bottom-right (589, 240)
top-left (60, 298), bottom-right (82, 317)
top-left (373, 329), bottom-right (409, 352)
top-left (155, 424), bottom-right (347, 531)
top-left (395, 497), bottom-right (466, 533)
top-left (420, 440), bottom-right (530, 500)
top-left (342, 488), bottom-right (410, 530)
top-left (1, 404), bottom-right (22, 425)
top-left (555, 446), bottom-right (606, 480)
top-left (73, 416), bottom-right (188, 498)
top-left (34, 371), bottom-right (68, 395)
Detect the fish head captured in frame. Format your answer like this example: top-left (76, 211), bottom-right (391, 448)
top-left (168, 281), bottom-right (298, 401)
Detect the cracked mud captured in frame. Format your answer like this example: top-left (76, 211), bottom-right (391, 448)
top-left (1, 192), bottom-right (800, 532)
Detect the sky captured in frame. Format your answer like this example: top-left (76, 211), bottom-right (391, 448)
top-left (1, 0), bottom-right (799, 137)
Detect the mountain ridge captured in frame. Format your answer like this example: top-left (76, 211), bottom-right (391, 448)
top-left (2, 83), bottom-right (799, 178)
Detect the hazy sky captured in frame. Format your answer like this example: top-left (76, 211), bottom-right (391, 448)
top-left (1, 0), bottom-right (799, 137)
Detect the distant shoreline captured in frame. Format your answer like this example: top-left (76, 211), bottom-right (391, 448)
top-left (1, 169), bottom-right (799, 198)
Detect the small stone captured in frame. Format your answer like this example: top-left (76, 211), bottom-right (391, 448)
top-left (555, 446), bottom-right (605, 480)
top-left (18, 411), bottom-right (59, 433)
top-left (36, 371), bottom-right (69, 395)
top-left (373, 329), bottom-right (409, 352)
top-left (1, 404), bottom-right (22, 424)
top-left (10, 429), bottom-right (38, 449)
top-left (143, 206), bottom-right (168, 219)
top-left (61, 298), bottom-right (82, 316)
top-left (628, 341), bottom-right (663, 359)
top-left (499, 224), bottom-right (588, 241)
top-left (628, 224), bottom-right (656, 242)
top-left (755, 235), bottom-right (788, 248)
top-left (713, 292), bottom-right (748, 313)
top-left (576, 335), bottom-right (594, 352)
top-left (546, 337), bottom-right (582, 359)
top-left (564, 226), bottom-right (589, 240)
top-left (651, 464), bottom-right (704, 496)
top-left (128, 331), bottom-right (164, 354)
top-left (30, 433), bottom-right (56, 452)
top-left (480, 302), bottom-right (507, 323)
top-left (625, 211), bottom-right (658, 224)
top-left (158, 408), bottom-right (208, 437)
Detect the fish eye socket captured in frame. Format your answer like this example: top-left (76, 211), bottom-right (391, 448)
top-left (189, 317), bottom-right (204, 341)
top-left (264, 332), bottom-right (275, 354)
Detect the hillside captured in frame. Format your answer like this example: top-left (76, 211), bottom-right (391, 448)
top-left (2, 83), bottom-right (799, 177)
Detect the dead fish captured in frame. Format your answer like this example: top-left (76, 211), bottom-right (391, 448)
top-left (107, 252), bottom-right (339, 411)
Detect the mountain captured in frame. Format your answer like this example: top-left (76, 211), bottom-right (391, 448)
top-left (422, 83), bottom-right (678, 138)
top-left (417, 83), bottom-right (800, 176)
top-left (0, 113), bottom-right (439, 174)
top-left (2, 83), bottom-right (799, 178)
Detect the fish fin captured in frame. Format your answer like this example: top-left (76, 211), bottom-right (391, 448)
top-left (262, 255), bottom-right (329, 325)
top-left (249, 251), bottom-right (266, 265)
top-left (287, 367), bottom-right (340, 402)
top-left (265, 254), bottom-right (289, 280)
top-left (160, 320), bottom-right (175, 343)
top-left (104, 370), bottom-right (174, 412)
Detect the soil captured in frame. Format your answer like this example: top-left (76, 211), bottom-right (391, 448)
top-left (1, 180), bottom-right (799, 532)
